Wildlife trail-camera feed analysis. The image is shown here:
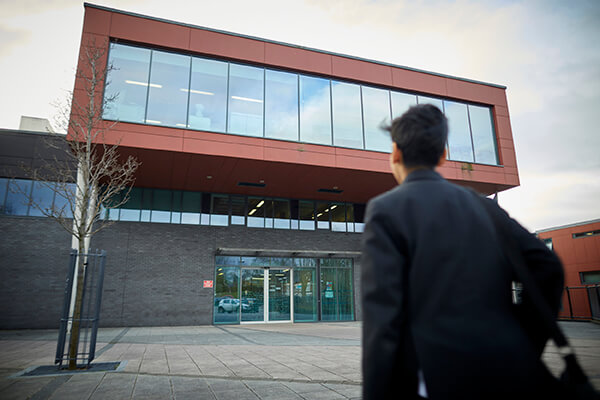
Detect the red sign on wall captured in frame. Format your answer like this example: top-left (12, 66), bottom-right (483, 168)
top-left (203, 280), bottom-right (213, 288)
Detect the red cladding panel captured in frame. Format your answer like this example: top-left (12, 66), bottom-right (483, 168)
top-left (190, 29), bottom-right (265, 64)
top-left (110, 13), bottom-right (191, 50)
top-left (265, 43), bottom-right (332, 75)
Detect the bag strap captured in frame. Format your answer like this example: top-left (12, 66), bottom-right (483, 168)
top-left (474, 193), bottom-right (570, 348)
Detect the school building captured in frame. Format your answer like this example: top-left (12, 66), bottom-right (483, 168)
top-left (0, 3), bottom-right (519, 328)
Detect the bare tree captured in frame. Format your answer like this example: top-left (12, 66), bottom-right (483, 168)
top-left (25, 39), bottom-right (140, 370)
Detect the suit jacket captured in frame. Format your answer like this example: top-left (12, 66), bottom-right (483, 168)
top-left (361, 169), bottom-right (564, 400)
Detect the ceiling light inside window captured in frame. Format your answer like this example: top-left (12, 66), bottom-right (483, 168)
top-left (231, 95), bottom-right (263, 103)
top-left (125, 80), bottom-right (162, 88)
top-left (181, 88), bottom-right (214, 95)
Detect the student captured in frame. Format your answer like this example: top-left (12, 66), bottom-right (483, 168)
top-left (361, 104), bottom-right (564, 399)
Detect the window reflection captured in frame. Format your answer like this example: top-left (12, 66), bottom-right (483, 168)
top-left (299, 200), bottom-right (315, 230)
top-left (102, 43), bottom-right (499, 162)
top-left (273, 199), bottom-right (290, 229)
top-left (0, 178), bottom-right (8, 214)
top-left (330, 203), bottom-right (346, 232)
top-left (391, 91), bottom-right (417, 119)
top-left (120, 187), bottom-right (142, 222)
top-left (247, 197), bottom-right (265, 228)
top-left (418, 95), bottom-right (444, 111)
top-left (146, 51), bottom-right (190, 127)
top-left (53, 183), bottom-right (75, 219)
top-left (29, 181), bottom-right (55, 217)
top-left (445, 101), bottom-right (474, 162)
top-left (300, 75), bottom-right (331, 145)
top-left (332, 81), bottom-right (363, 149)
top-left (469, 105), bottom-right (498, 164)
top-left (214, 266), bottom-right (240, 324)
top-left (228, 64), bottom-right (264, 137)
top-left (210, 194), bottom-right (229, 226)
top-left (230, 195), bottom-right (245, 225)
top-left (171, 190), bottom-right (182, 224)
top-left (264, 199), bottom-right (274, 228)
top-left (362, 86), bottom-right (391, 152)
top-left (104, 43), bottom-right (151, 123)
top-left (316, 201), bottom-right (331, 230)
top-left (265, 70), bottom-right (298, 141)
top-left (6, 179), bottom-right (32, 216)
top-left (151, 189), bottom-right (171, 223)
top-left (188, 58), bottom-right (227, 132)
top-left (181, 191), bottom-right (201, 224)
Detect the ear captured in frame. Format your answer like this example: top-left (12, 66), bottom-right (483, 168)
top-left (437, 148), bottom-right (447, 167)
top-left (391, 142), bottom-right (403, 165)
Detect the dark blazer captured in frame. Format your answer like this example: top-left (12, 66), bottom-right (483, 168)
top-left (361, 169), bottom-right (564, 400)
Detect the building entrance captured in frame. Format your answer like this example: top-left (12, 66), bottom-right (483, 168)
top-left (241, 268), bottom-right (291, 323)
top-left (213, 255), bottom-right (354, 325)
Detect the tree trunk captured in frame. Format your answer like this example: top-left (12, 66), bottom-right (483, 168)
top-left (67, 241), bottom-right (86, 369)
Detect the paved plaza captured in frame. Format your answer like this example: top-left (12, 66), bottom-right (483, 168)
top-left (0, 321), bottom-right (598, 399)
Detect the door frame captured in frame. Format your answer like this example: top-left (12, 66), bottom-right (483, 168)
top-left (240, 267), bottom-right (293, 324)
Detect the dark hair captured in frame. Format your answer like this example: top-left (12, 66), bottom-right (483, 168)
top-left (383, 104), bottom-right (448, 169)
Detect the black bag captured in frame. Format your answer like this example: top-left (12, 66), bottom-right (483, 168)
top-left (476, 193), bottom-right (599, 400)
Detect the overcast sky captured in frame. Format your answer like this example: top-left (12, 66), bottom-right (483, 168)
top-left (1, 0), bottom-right (598, 232)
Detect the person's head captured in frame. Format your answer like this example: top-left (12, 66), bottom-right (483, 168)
top-left (383, 104), bottom-right (448, 183)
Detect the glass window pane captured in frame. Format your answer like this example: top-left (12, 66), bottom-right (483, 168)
top-left (146, 50), bottom-right (190, 128)
top-left (181, 191), bottom-right (201, 225)
top-left (445, 101), bottom-right (474, 162)
top-left (104, 43), bottom-right (151, 123)
top-left (0, 178), bottom-right (8, 213)
top-left (269, 269), bottom-right (291, 321)
top-left (264, 199), bottom-right (274, 228)
top-left (332, 81), bottom-right (363, 149)
top-left (265, 70), bottom-right (298, 141)
top-left (210, 194), bottom-right (229, 226)
top-left (241, 268), bottom-right (265, 322)
top-left (6, 179), bottom-right (32, 215)
top-left (141, 188), bottom-right (152, 222)
top-left (228, 64), bottom-right (264, 137)
top-left (214, 266), bottom-right (240, 324)
top-left (151, 189), bottom-right (171, 223)
top-left (119, 187), bottom-right (142, 222)
top-left (316, 201), bottom-right (330, 230)
top-left (331, 203), bottom-right (346, 232)
top-left (231, 195), bottom-right (245, 225)
top-left (299, 200), bottom-right (315, 230)
top-left (418, 95), bottom-right (444, 111)
top-left (362, 86), bottom-right (391, 152)
top-left (320, 265), bottom-right (354, 321)
top-left (29, 181), bottom-right (55, 217)
top-left (53, 183), bottom-right (75, 219)
top-left (345, 203), bottom-right (355, 233)
top-left (469, 105), bottom-right (498, 165)
top-left (391, 91), bottom-right (417, 119)
top-left (247, 197), bottom-right (265, 228)
top-left (188, 57), bottom-right (228, 132)
top-left (171, 190), bottom-right (182, 224)
top-left (273, 199), bottom-right (290, 229)
top-left (299, 75), bottom-right (331, 145)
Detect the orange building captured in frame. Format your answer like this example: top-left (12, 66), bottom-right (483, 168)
top-left (537, 220), bottom-right (600, 320)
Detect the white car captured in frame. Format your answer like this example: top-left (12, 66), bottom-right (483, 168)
top-left (217, 298), bottom-right (239, 313)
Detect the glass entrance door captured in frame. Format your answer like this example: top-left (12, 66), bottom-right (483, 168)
top-left (240, 268), bottom-right (291, 323)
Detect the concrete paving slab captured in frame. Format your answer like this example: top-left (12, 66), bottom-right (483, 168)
top-left (0, 321), bottom-right (598, 399)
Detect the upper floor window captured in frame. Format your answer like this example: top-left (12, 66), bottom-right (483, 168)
top-left (103, 42), bottom-right (499, 165)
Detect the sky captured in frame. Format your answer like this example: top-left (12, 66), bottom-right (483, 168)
top-left (0, 0), bottom-right (598, 232)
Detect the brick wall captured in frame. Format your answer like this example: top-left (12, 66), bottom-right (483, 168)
top-left (0, 216), bottom-right (362, 328)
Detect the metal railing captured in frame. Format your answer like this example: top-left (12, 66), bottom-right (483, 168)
top-left (559, 285), bottom-right (600, 321)
top-left (55, 249), bottom-right (106, 368)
